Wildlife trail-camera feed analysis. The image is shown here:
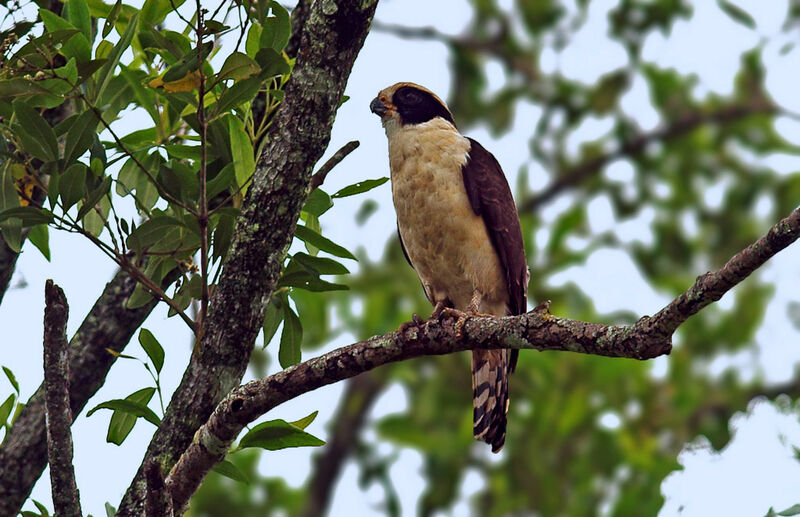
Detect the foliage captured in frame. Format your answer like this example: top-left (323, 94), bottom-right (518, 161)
top-left (0, 0), bottom-right (798, 515)
top-left (196, 1), bottom-right (800, 515)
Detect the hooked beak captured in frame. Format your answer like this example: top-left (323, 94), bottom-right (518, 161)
top-left (370, 96), bottom-right (388, 117)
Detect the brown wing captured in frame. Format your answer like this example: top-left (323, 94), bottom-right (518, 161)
top-left (462, 139), bottom-right (528, 312)
top-left (462, 138), bottom-right (528, 367)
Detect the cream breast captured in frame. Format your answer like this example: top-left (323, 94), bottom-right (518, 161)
top-left (385, 118), bottom-right (508, 315)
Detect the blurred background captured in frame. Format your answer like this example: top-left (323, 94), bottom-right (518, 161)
top-left (3, 0), bottom-right (800, 515)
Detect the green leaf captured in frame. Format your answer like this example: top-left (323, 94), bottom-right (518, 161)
top-left (104, 502), bottom-right (117, 517)
top-left (778, 505), bottom-right (800, 516)
top-left (93, 12), bottom-right (139, 101)
top-left (278, 303), bottom-right (302, 368)
top-left (239, 418), bottom-right (324, 451)
top-left (126, 283), bottom-right (155, 309)
top-left (0, 206), bottom-right (55, 226)
top-left (27, 224), bottom-right (50, 261)
top-left (141, 0), bottom-right (185, 26)
top-left (87, 397), bottom-right (161, 427)
top-left (245, 22), bottom-right (262, 58)
top-left (33, 499), bottom-right (50, 517)
top-left (291, 252), bottom-right (349, 275)
top-left (2, 366), bottom-right (19, 394)
top-left (64, 110), bottom-right (97, 165)
top-left (39, 9), bottom-right (91, 62)
top-left (277, 271), bottom-right (349, 292)
top-left (303, 188), bottom-right (333, 216)
top-left (105, 387), bottom-right (156, 445)
top-left (125, 216), bottom-right (200, 253)
top-left (0, 79), bottom-right (53, 99)
top-left (0, 164), bottom-right (18, 213)
top-left (260, 2), bottom-right (291, 51)
top-left (262, 297), bottom-right (283, 346)
top-left (102, 0), bottom-right (122, 38)
top-left (213, 77), bottom-right (262, 117)
top-left (12, 100), bottom-right (59, 162)
top-left (204, 20), bottom-right (230, 34)
top-left (66, 0), bottom-right (92, 41)
top-left (717, 0), bottom-right (756, 29)
top-left (254, 48), bottom-right (290, 78)
top-left (293, 225), bottom-right (356, 260)
top-left (139, 329), bottom-right (164, 374)
top-left (289, 410), bottom-right (318, 430)
top-left (216, 52), bottom-right (260, 83)
top-left (59, 163), bottom-right (87, 211)
top-left (76, 175), bottom-right (112, 221)
top-left (332, 177), bottom-right (389, 198)
top-left (0, 394), bottom-right (14, 424)
top-left (228, 116), bottom-right (255, 189)
top-left (211, 460), bottom-right (250, 484)
top-left (161, 41), bottom-right (213, 83)
top-left (0, 221), bottom-right (22, 252)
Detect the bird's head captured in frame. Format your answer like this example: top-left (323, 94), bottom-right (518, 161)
top-left (370, 82), bottom-right (456, 129)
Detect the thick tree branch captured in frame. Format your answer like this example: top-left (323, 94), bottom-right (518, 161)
top-left (165, 205), bottom-right (800, 507)
top-left (116, 1), bottom-right (379, 513)
top-left (0, 268), bottom-right (171, 516)
top-left (42, 281), bottom-right (81, 517)
top-left (302, 372), bottom-right (386, 517)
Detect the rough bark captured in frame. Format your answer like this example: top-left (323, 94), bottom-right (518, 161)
top-left (0, 237), bottom-right (21, 304)
top-left (145, 460), bottom-right (173, 517)
top-left (117, 1), bottom-right (379, 513)
top-left (164, 205), bottom-right (800, 506)
top-left (302, 373), bottom-right (386, 517)
top-left (285, 0), bottom-right (312, 59)
top-left (42, 281), bottom-right (81, 517)
top-left (0, 268), bottom-right (166, 515)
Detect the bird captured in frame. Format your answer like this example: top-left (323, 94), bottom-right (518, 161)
top-left (370, 82), bottom-right (529, 452)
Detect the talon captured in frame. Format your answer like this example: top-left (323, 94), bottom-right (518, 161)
top-left (430, 300), bottom-right (451, 320)
top-left (398, 313), bottom-right (424, 334)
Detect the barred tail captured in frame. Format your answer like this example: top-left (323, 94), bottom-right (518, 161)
top-left (472, 349), bottom-right (510, 453)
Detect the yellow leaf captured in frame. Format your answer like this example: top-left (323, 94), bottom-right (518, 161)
top-left (15, 171), bottom-right (38, 206)
top-left (148, 69), bottom-right (202, 93)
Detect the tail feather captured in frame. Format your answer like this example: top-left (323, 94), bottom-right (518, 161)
top-left (472, 349), bottom-right (510, 453)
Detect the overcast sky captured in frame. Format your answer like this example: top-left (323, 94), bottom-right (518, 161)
top-left (3, 0), bottom-right (800, 515)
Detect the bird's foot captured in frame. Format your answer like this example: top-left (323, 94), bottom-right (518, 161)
top-left (437, 307), bottom-right (471, 340)
top-left (398, 313), bottom-right (425, 334)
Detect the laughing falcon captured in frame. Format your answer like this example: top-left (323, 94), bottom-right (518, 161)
top-left (370, 82), bottom-right (529, 452)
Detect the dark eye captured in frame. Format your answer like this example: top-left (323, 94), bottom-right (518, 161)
top-left (396, 88), bottom-right (422, 105)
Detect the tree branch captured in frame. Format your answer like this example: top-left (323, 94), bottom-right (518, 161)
top-left (0, 267), bottom-right (174, 516)
top-left (164, 205), bottom-right (800, 508)
top-left (145, 459), bottom-right (173, 517)
top-left (116, 1), bottom-right (379, 514)
top-left (309, 140), bottom-right (360, 191)
top-left (42, 280), bottom-right (81, 517)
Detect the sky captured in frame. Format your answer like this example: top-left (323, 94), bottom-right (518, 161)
top-left (2, 0), bottom-right (800, 515)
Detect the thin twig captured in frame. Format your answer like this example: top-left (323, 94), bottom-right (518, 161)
top-left (309, 140), bottom-right (360, 191)
top-left (196, 3), bottom-right (210, 332)
top-left (43, 280), bottom-right (81, 517)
